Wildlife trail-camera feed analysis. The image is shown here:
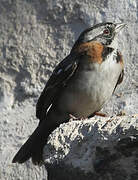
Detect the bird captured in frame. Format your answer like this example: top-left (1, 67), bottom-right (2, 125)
top-left (12, 22), bottom-right (126, 165)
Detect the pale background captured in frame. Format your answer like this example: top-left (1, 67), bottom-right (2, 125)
top-left (0, 0), bottom-right (137, 179)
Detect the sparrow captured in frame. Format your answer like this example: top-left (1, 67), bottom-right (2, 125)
top-left (12, 22), bottom-right (125, 165)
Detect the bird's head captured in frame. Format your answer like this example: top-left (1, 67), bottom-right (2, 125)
top-left (74, 22), bottom-right (126, 47)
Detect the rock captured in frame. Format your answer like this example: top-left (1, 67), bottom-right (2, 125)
top-left (43, 116), bottom-right (138, 180)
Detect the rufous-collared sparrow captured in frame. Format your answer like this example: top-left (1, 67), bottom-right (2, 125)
top-left (12, 22), bottom-right (126, 165)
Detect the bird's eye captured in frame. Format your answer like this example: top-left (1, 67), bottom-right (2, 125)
top-left (103, 29), bottom-right (110, 35)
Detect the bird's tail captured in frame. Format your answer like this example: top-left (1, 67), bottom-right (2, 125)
top-left (12, 120), bottom-right (55, 165)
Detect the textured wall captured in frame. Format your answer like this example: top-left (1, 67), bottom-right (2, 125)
top-left (0, 0), bottom-right (137, 179)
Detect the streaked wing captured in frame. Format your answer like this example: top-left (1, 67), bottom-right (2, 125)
top-left (113, 51), bottom-right (124, 92)
top-left (113, 69), bottom-right (124, 93)
top-left (36, 54), bottom-right (79, 122)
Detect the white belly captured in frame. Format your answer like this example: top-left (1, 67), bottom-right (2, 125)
top-left (58, 54), bottom-right (122, 118)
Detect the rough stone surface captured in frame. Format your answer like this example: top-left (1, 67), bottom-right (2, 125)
top-left (0, 0), bottom-right (138, 180)
top-left (43, 116), bottom-right (138, 180)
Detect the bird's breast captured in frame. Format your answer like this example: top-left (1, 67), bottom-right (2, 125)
top-left (58, 51), bottom-right (123, 118)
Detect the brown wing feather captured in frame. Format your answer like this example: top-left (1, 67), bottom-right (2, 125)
top-left (113, 69), bottom-right (124, 93)
top-left (113, 50), bottom-right (124, 93)
top-left (36, 54), bottom-right (79, 122)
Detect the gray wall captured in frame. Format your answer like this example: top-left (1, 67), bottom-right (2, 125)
top-left (0, 0), bottom-right (137, 179)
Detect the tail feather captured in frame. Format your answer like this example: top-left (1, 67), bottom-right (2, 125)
top-left (12, 122), bottom-right (51, 165)
top-left (12, 107), bottom-right (67, 165)
top-left (12, 141), bottom-right (32, 163)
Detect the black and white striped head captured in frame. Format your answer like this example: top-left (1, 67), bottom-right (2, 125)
top-left (76, 22), bottom-right (126, 46)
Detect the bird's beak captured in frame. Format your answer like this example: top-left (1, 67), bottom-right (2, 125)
top-left (115, 23), bottom-right (126, 33)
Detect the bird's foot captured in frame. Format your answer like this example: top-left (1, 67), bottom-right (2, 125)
top-left (94, 112), bottom-right (108, 117)
top-left (69, 114), bottom-right (78, 121)
top-left (69, 114), bottom-right (85, 121)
